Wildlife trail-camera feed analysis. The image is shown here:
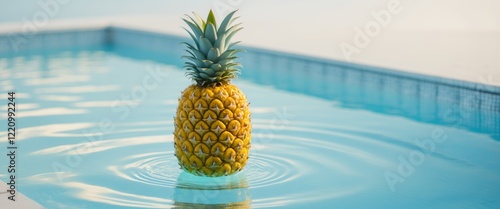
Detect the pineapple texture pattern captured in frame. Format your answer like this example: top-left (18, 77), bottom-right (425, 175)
top-left (174, 84), bottom-right (251, 176)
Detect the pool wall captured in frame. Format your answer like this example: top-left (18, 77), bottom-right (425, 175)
top-left (1, 26), bottom-right (499, 140)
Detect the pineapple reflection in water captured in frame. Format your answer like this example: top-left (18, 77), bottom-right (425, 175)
top-left (174, 10), bottom-right (251, 177)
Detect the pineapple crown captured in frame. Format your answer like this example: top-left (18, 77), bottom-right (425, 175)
top-left (182, 10), bottom-right (243, 87)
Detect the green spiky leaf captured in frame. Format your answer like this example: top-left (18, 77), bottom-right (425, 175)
top-left (204, 23), bottom-right (218, 44)
top-left (217, 10), bottom-right (238, 36)
top-left (199, 38), bottom-right (213, 55)
top-left (192, 12), bottom-right (206, 30)
top-left (182, 19), bottom-right (203, 40)
top-left (182, 10), bottom-right (243, 86)
top-left (207, 48), bottom-right (220, 61)
top-left (206, 10), bottom-right (217, 31)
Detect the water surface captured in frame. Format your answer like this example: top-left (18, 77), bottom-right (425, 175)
top-left (1, 45), bottom-right (499, 208)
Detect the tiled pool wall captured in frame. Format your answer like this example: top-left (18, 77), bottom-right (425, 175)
top-left (0, 28), bottom-right (109, 54)
top-left (240, 49), bottom-right (499, 139)
top-left (0, 27), bottom-right (499, 139)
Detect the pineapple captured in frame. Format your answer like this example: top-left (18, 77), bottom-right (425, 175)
top-left (174, 10), bottom-right (251, 177)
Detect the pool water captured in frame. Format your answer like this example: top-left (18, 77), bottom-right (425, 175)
top-left (1, 45), bottom-right (500, 208)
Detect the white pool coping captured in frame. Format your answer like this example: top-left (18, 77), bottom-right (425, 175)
top-left (0, 180), bottom-right (44, 209)
top-left (1, 15), bottom-right (499, 87)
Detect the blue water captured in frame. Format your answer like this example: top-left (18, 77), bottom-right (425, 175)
top-left (1, 45), bottom-right (500, 208)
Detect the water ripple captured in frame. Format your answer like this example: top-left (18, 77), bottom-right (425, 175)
top-left (108, 151), bottom-right (180, 189)
top-left (243, 153), bottom-right (302, 189)
top-left (107, 149), bottom-right (304, 191)
top-left (102, 121), bottom-right (381, 207)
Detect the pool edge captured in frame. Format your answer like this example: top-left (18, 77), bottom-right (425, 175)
top-left (0, 180), bottom-right (44, 209)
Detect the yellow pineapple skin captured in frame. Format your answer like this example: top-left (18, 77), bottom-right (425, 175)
top-left (174, 84), bottom-right (251, 177)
